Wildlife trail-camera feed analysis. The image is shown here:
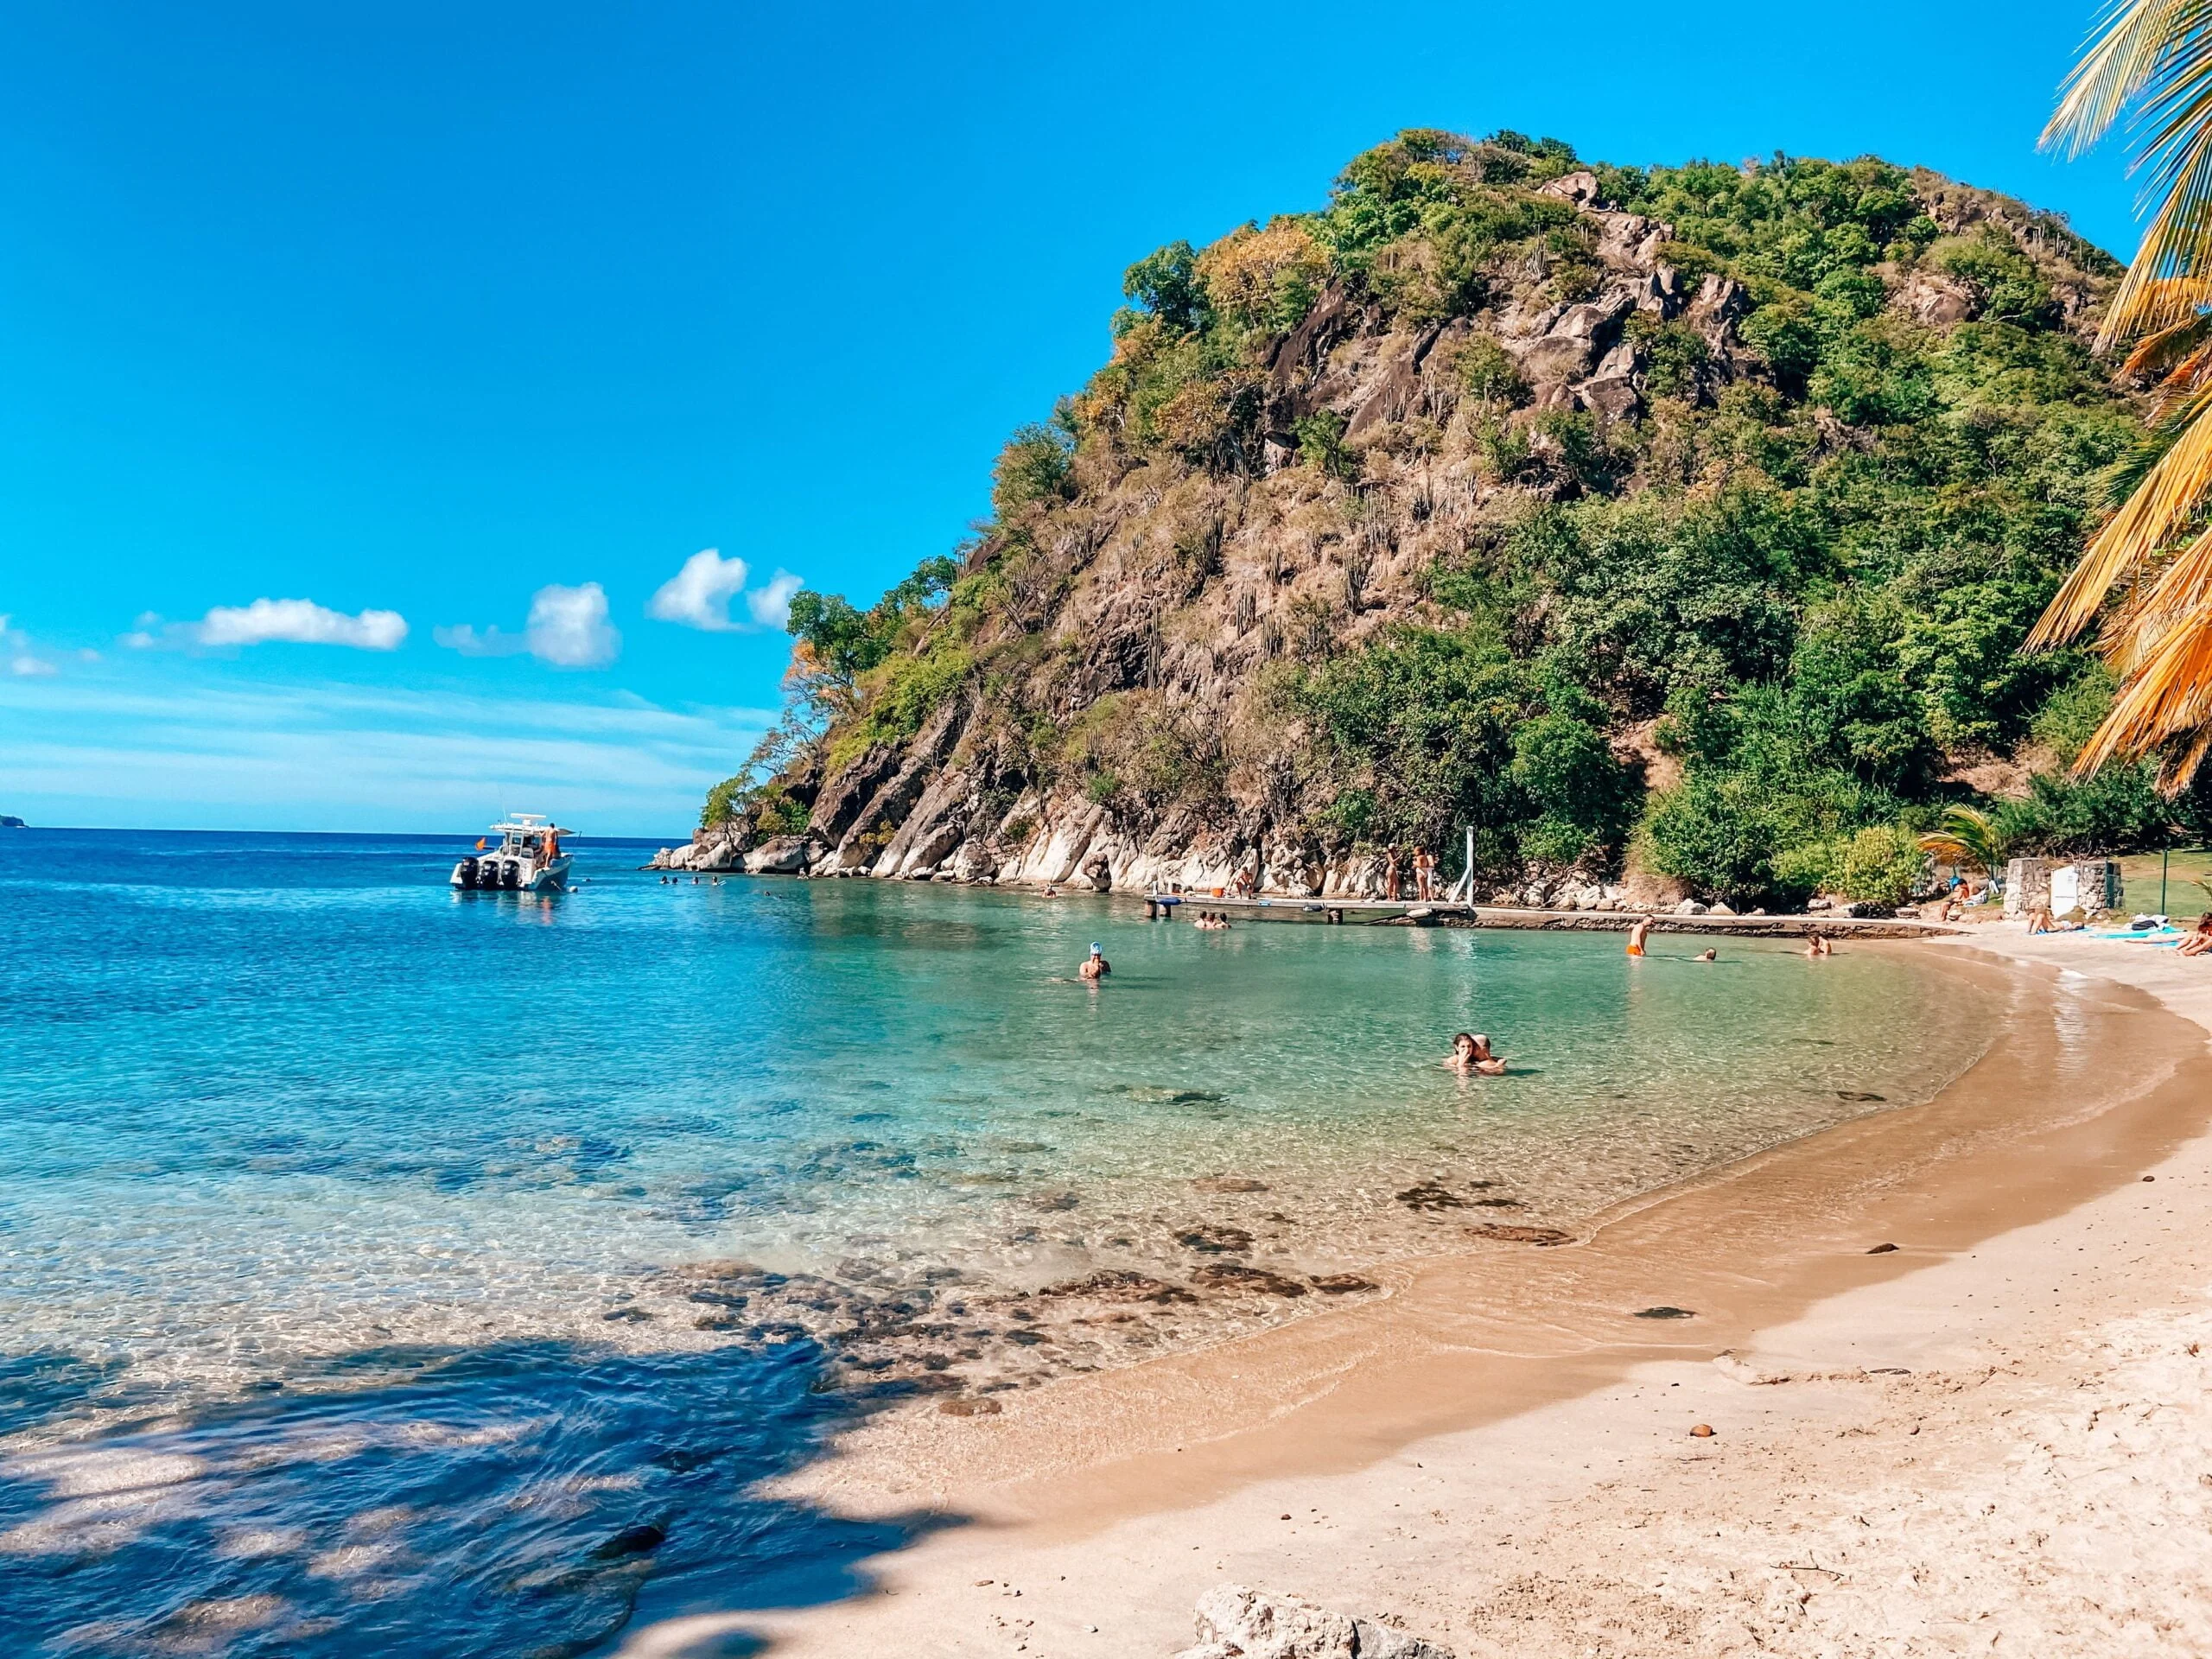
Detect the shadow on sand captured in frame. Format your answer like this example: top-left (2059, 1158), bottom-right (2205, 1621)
top-left (0, 1337), bottom-right (956, 1658)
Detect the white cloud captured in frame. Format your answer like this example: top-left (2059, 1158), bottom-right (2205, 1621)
top-left (649, 549), bottom-right (748, 632)
top-left (187, 598), bottom-right (409, 651)
top-left (525, 582), bottom-right (620, 668)
top-left (3, 613), bottom-right (60, 676)
top-left (646, 549), bottom-right (803, 632)
top-left (746, 569), bottom-right (804, 629)
top-left (435, 582), bottom-right (622, 669)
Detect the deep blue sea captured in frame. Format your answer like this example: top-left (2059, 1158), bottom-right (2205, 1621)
top-left (0, 830), bottom-right (1993, 1656)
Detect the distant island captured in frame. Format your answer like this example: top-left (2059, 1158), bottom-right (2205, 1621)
top-left (683, 130), bottom-right (2212, 906)
top-left (0, 815), bottom-right (25, 830)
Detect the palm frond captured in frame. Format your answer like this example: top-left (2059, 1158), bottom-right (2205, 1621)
top-left (2076, 602), bottom-right (2212, 772)
top-left (2029, 386), bottom-right (2212, 645)
top-left (2119, 292), bottom-right (2212, 378)
top-left (1915, 806), bottom-right (2008, 874)
top-left (2096, 523), bottom-right (2212, 671)
top-left (2045, 0), bottom-right (2203, 156)
top-left (2101, 36), bottom-right (2212, 344)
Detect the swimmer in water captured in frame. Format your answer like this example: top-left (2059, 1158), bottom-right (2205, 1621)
top-left (1694, 948), bottom-right (1717, 962)
top-left (1445, 1032), bottom-right (1506, 1076)
top-left (1804, 932), bottom-right (1832, 958)
top-left (1626, 916), bottom-right (1651, 957)
top-left (1078, 942), bottom-right (1110, 979)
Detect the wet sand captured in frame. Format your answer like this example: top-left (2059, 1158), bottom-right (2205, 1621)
top-left (616, 931), bottom-right (2212, 1657)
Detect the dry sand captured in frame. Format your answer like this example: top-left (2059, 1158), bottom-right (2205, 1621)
top-left (617, 926), bottom-right (2212, 1658)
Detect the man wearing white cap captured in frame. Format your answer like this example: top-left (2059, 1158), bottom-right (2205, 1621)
top-left (1078, 942), bottom-right (1111, 980)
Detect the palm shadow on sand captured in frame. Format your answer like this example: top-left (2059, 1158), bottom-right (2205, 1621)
top-left (0, 1337), bottom-right (959, 1659)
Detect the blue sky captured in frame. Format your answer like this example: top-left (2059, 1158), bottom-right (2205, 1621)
top-left (0, 1), bottom-right (2150, 833)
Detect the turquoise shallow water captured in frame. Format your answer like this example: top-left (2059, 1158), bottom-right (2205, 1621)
top-left (0, 829), bottom-right (1996, 1654)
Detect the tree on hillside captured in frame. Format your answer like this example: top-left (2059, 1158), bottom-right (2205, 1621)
top-left (2036, 3), bottom-right (2212, 787)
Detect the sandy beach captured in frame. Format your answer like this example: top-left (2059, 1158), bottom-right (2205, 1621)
top-left (615, 925), bottom-right (2212, 1658)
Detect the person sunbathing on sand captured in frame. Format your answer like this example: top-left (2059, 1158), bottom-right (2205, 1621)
top-left (1626, 916), bottom-right (1651, 957)
top-left (2179, 913), bottom-right (2212, 958)
top-left (1446, 1033), bottom-right (1506, 1076)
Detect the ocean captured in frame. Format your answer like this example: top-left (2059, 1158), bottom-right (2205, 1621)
top-left (0, 829), bottom-right (1996, 1655)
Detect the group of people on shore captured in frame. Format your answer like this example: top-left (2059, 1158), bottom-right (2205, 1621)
top-left (1382, 847), bottom-right (1440, 902)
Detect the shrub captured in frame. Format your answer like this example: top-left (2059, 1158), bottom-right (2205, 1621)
top-left (1295, 410), bottom-right (1354, 478)
top-left (992, 421), bottom-right (1075, 518)
top-left (1453, 336), bottom-right (1526, 411)
top-left (1197, 221), bottom-right (1331, 330)
top-left (858, 645), bottom-right (974, 746)
top-left (1828, 823), bottom-right (1925, 906)
top-left (1510, 713), bottom-right (1633, 858)
top-left (1120, 240), bottom-right (1208, 334)
top-left (1640, 774), bottom-right (1802, 906)
top-left (1927, 232), bottom-right (2056, 327)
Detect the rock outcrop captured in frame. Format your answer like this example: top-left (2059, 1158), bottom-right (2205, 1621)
top-left (674, 142), bottom-right (2125, 904)
top-left (1173, 1586), bottom-right (1453, 1659)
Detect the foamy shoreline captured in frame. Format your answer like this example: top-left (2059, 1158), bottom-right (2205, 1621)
top-left (618, 925), bottom-right (2212, 1658)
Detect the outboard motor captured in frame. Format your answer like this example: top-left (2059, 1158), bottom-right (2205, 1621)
top-left (457, 855), bottom-right (479, 889)
top-left (501, 859), bottom-right (521, 890)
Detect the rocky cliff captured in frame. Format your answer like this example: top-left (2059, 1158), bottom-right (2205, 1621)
top-left (669, 133), bottom-right (2150, 907)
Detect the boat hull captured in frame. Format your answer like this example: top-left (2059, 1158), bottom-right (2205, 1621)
top-left (451, 854), bottom-right (572, 893)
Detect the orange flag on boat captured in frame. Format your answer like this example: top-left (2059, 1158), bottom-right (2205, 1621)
top-left (474, 838), bottom-right (486, 850)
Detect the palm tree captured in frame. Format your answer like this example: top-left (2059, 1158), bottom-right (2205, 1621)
top-left (1916, 805), bottom-right (2009, 876)
top-left (2034, 3), bottom-right (2212, 788)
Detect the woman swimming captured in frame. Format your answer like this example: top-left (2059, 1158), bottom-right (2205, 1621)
top-left (1445, 1032), bottom-right (1506, 1076)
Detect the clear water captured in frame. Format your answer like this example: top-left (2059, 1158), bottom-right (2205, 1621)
top-left (0, 830), bottom-right (1995, 1655)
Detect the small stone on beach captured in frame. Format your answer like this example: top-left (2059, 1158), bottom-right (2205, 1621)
top-left (1689, 1424), bottom-right (1715, 1438)
top-left (1867, 1242), bottom-right (1899, 1254)
top-left (1635, 1306), bottom-right (1695, 1319)
top-left (940, 1396), bottom-right (1002, 1416)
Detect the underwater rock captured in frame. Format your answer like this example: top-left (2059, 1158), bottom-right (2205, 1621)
top-left (1175, 1224), bottom-right (1255, 1253)
top-left (1192, 1176), bottom-right (1268, 1193)
top-left (1039, 1269), bottom-right (1197, 1305)
top-left (589, 1522), bottom-right (666, 1560)
top-left (1189, 1263), bottom-right (1307, 1297)
top-left (1394, 1182), bottom-right (1466, 1212)
top-left (1465, 1223), bottom-right (1573, 1246)
top-left (1307, 1274), bottom-right (1378, 1294)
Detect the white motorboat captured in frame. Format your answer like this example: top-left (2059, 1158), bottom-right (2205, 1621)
top-left (452, 816), bottom-right (575, 893)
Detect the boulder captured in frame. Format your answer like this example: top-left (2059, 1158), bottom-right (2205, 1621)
top-left (1672, 899), bottom-right (1707, 916)
top-left (1537, 169), bottom-right (1601, 207)
top-left (744, 836), bottom-right (813, 875)
top-left (1175, 1586), bottom-right (1454, 1659)
top-left (1899, 270), bottom-right (1974, 327)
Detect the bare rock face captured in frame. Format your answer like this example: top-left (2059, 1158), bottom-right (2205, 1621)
top-left (651, 820), bottom-right (753, 871)
top-left (743, 835), bottom-right (813, 875)
top-left (1173, 1586), bottom-right (1454, 1659)
top-left (1898, 269), bottom-right (1975, 327)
